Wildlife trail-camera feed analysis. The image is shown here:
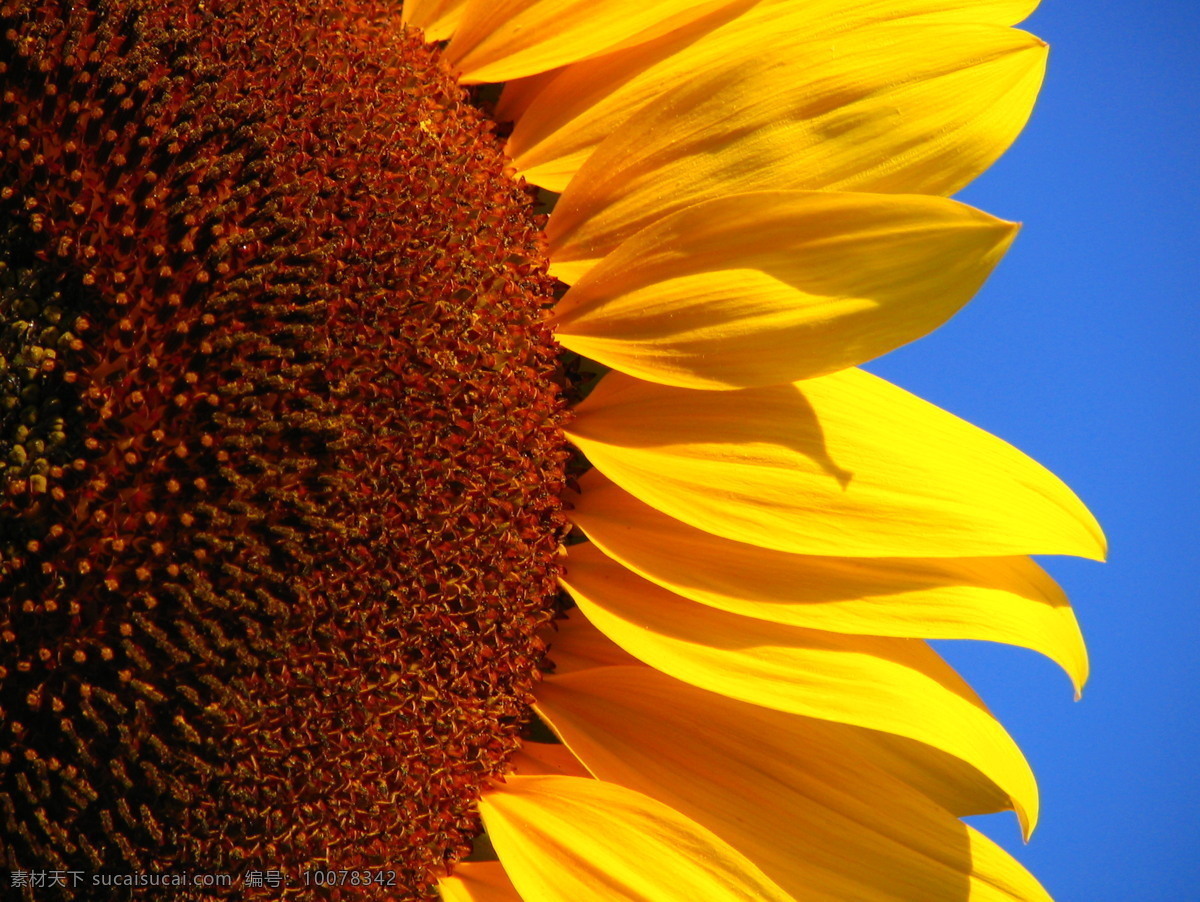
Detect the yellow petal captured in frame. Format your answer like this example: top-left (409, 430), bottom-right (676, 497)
top-left (862, 729), bottom-right (1013, 819)
top-left (571, 471), bottom-right (1088, 693)
top-left (481, 775), bottom-right (796, 901)
top-left (537, 666), bottom-right (1053, 901)
top-left (439, 861), bottom-right (523, 902)
top-left (543, 613), bottom-right (1015, 819)
top-left (542, 612), bottom-right (640, 674)
top-left (554, 191), bottom-right (1017, 388)
top-left (560, 542), bottom-right (1039, 834)
top-left (565, 368), bottom-right (1106, 560)
top-left (546, 23), bottom-right (1047, 280)
top-left (495, 70), bottom-right (564, 123)
top-left (403, 0), bottom-right (471, 41)
top-left (510, 741), bottom-right (592, 778)
top-left (446, 0), bottom-right (740, 84)
top-left (511, 0), bottom-right (1040, 191)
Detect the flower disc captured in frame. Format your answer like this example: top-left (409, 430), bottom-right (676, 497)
top-left (0, 0), bottom-right (566, 896)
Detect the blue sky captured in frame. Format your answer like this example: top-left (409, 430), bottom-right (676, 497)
top-left (864, 1), bottom-right (1199, 899)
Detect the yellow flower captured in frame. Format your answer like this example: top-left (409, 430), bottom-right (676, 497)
top-left (0, 0), bottom-right (1101, 900)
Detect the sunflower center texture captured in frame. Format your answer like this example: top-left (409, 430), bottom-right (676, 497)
top-left (0, 0), bottom-right (567, 896)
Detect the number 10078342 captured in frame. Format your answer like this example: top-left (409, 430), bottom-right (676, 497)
top-left (302, 869), bottom-right (398, 887)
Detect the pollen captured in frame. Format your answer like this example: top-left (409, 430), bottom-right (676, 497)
top-left (0, 1), bottom-right (567, 898)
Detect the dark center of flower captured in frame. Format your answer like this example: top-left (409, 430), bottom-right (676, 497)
top-left (0, 0), bottom-right (567, 896)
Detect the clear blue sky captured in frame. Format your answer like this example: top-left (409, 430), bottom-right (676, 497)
top-left (864, 2), bottom-right (1199, 899)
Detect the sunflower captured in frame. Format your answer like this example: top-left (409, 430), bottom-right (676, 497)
top-left (0, 0), bottom-right (1102, 900)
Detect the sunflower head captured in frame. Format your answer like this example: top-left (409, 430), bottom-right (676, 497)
top-left (1, 0), bottom-right (565, 891)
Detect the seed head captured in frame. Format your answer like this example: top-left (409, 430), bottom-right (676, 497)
top-left (0, 1), bottom-right (568, 896)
